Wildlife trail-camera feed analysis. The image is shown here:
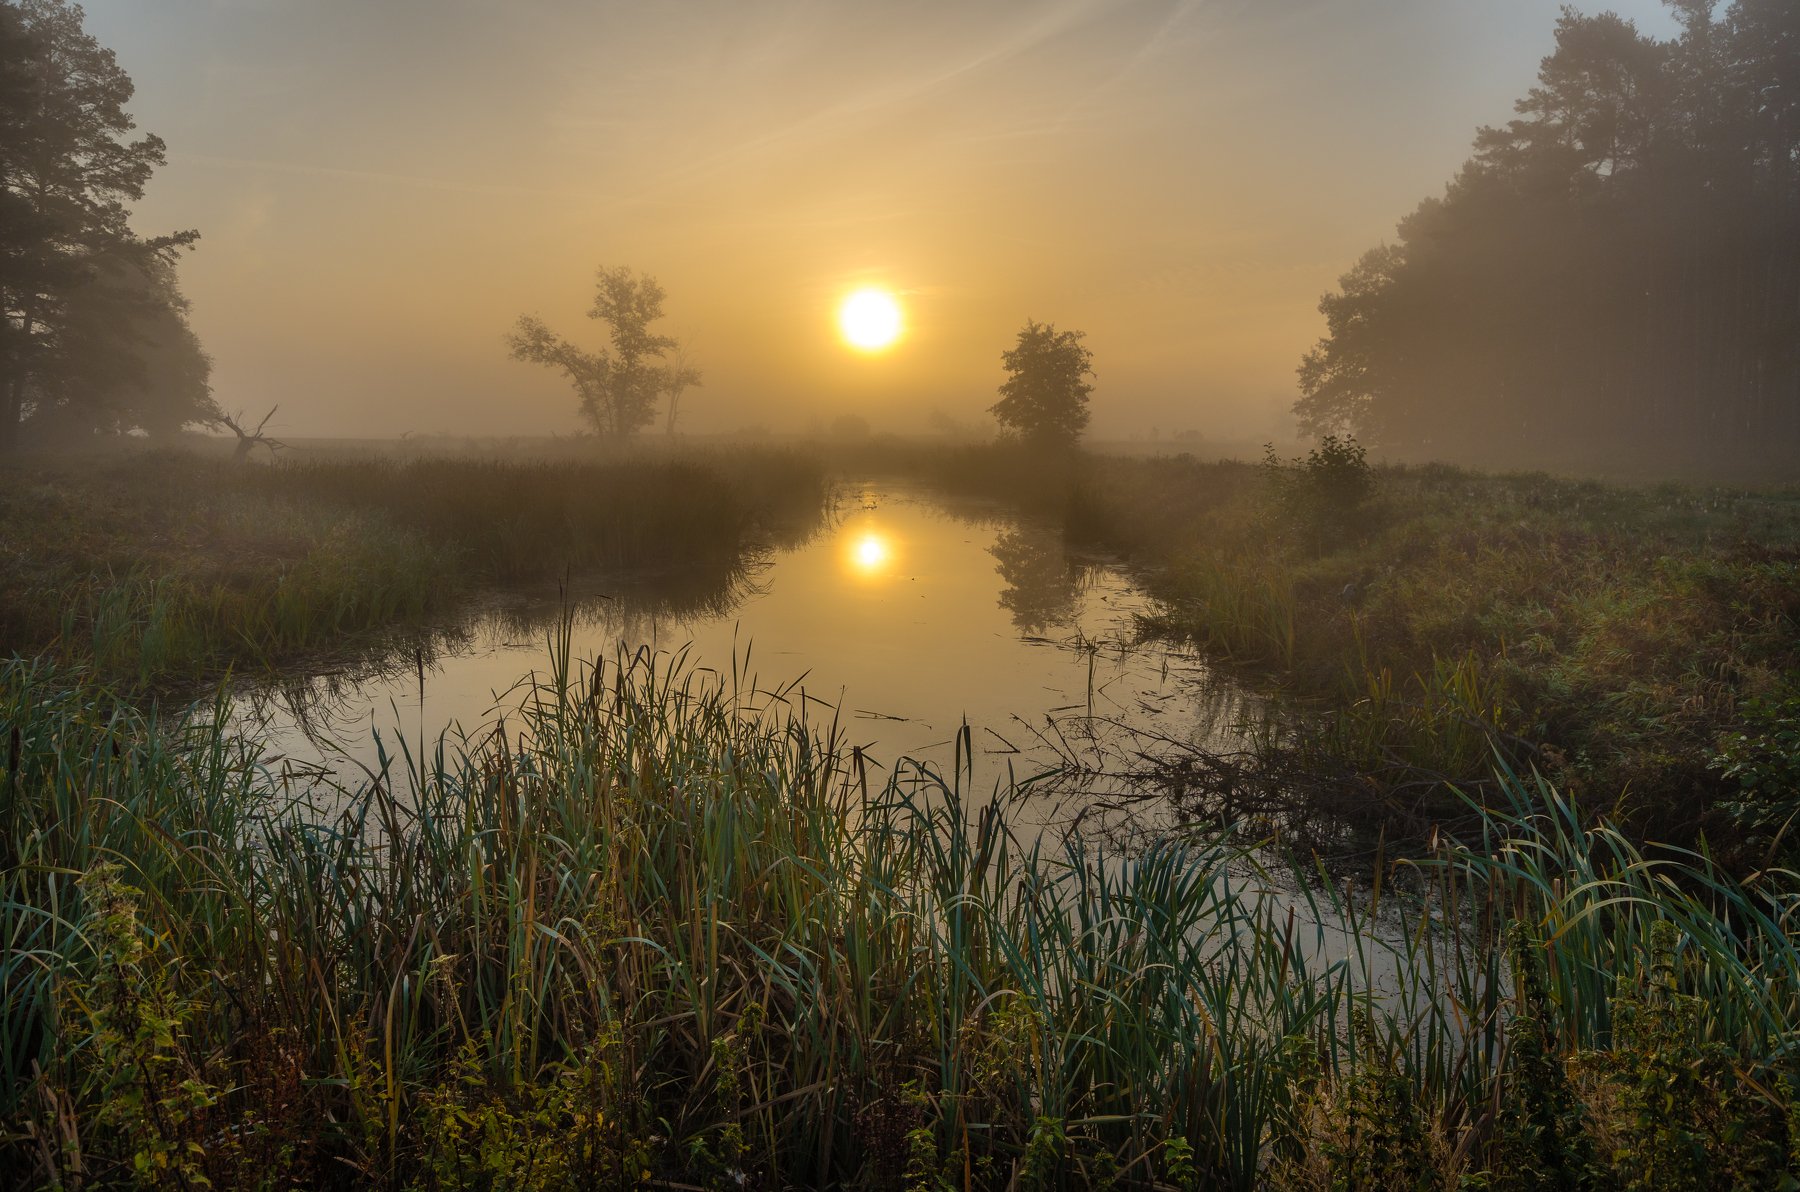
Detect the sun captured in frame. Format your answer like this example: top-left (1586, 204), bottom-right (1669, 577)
top-left (838, 288), bottom-right (903, 352)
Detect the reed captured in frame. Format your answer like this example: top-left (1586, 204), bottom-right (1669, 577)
top-left (0, 449), bottom-right (830, 684)
top-left (2, 644), bottom-right (1795, 1188)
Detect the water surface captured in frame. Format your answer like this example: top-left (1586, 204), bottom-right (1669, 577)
top-left (233, 481), bottom-right (1419, 978)
top-left (239, 483), bottom-right (1256, 830)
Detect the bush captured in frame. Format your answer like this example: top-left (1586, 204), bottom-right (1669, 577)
top-left (1262, 434), bottom-right (1375, 547)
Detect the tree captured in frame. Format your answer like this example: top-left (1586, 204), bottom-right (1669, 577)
top-left (116, 259), bottom-right (216, 438)
top-left (34, 253), bottom-right (215, 440)
top-left (215, 406), bottom-right (285, 463)
top-left (507, 265), bottom-right (697, 439)
top-left (0, 0), bottom-right (199, 452)
top-left (1294, 245), bottom-right (1403, 442)
top-left (990, 320), bottom-right (1094, 448)
top-left (504, 315), bottom-right (610, 431)
top-left (660, 346), bottom-right (702, 435)
top-left (1293, 2), bottom-right (1800, 472)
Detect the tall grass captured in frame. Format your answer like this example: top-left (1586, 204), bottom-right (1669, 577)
top-left (223, 454), bottom-right (823, 582)
top-left (1042, 451), bottom-right (1800, 853)
top-left (2, 645), bottom-right (1796, 1187)
top-left (0, 449), bottom-right (830, 684)
top-left (56, 508), bottom-right (454, 681)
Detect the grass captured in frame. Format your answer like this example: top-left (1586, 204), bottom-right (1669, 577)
top-left (3, 434), bottom-right (1796, 1183)
top-left (1097, 457), bottom-right (1800, 856)
top-left (2, 643), bottom-right (1797, 1188)
top-left (6, 433), bottom-right (1793, 852)
top-left (0, 447), bottom-right (828, 685)
top-left (823, 441), bottom-right (1800, 861)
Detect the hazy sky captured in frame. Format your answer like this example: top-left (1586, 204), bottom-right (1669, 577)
top-left (84, 0), bottom-right (1677, 440)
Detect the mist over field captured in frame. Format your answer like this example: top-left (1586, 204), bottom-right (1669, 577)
top-left (5, 2), bottom-right (1800, 1188)
top-left (47, 0), bottom-right (1702, 451)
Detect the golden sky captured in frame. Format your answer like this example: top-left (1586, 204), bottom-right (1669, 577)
top-left (87, 0), bottom-right (1676, 440)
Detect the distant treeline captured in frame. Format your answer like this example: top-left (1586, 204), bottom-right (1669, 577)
top-left (1298, 2), bottom-right (1799, 474)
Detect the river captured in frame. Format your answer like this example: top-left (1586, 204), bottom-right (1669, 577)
top-left (234, 480), bottom-right (1262, 837)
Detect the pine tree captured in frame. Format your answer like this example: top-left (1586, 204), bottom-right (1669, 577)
top-left (0, 0), bottom-right (198, 450)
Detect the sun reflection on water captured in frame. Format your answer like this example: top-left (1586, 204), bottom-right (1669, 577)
top-left (846, 529), bottom-right (893, 578)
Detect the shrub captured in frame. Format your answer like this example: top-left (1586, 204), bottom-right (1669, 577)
top-left (1262, 434), bottom-right (1376, 547)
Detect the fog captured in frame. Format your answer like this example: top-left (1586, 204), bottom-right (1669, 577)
top-left (84, 0), bottom-right (1676, 441)
top-left (12, 6), bottom-right (1800, 1182)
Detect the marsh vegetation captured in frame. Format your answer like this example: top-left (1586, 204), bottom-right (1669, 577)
top-left (4, 0), bottom-right (1800, 1185)
top-left (5, 633), bottom-right (1800, 1189)
top-left (0, 447), bottom-right (828, 684)
top-left (2, 440), bottom-right (1799, 1189)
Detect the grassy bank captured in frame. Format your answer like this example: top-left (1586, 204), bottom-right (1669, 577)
top-left (0, 448), bottom-right (828, 684)
top-left (829, 441), bottom-right (1800, 860)
top-left (1070, 454), bottom-right (1800, 857)
top-left (2, 649), bottom-right (1797, 1188)
top-left (9, 436), bottom-right (1791, 858)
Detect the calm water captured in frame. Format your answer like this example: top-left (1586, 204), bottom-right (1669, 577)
top-left (233, 481), bottom-right (1410, 974)
top-left (236, 482), bottom-right (1258, 832)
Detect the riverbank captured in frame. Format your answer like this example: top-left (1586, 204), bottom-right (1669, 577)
top-left (1074, 453), bottom-right (1800, 862)
top-left (0, 447), bottom-right (828, 685)
top-left (3, 650), bottom-right (1796, 1189)
top-left (6, 438), bottom-right (1794, 863)
top-left (833, 441), bottom-right (1800, 865)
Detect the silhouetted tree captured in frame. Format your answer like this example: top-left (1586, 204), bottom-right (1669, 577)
top-left (0, 0), bottom-right (199, 451)
top-left (34, 254), bottom-right (215, 440)
top-left (660, 345), bottom-right (702, 435)
top-left (507, 266), bottom-right (696, 439)
top-left (1297, 1), bottom-right (1800, 472)
top-left (120, 260), bottom-right (215, 437)
top-left (991, 320), bottom-right (1094, 448)
top-left (215, 406), bottom-right (285, 463)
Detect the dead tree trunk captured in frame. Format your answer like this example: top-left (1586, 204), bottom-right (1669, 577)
top-left (215, 407), bottom-right (286, 462)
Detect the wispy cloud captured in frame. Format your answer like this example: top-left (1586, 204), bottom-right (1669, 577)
top-left (173, 151), bottom-right (610, 203)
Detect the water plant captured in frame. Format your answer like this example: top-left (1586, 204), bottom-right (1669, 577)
top-left (1, 643), bottom-right (1796, 1187)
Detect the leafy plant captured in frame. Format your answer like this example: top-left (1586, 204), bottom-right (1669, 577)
top-left (1572, 921), bottom-right (1797, 1190)
top-left (1262, 434), bottom-right (1376, 547)
top-left (67, 863), bottom-right (220, 1189)
top-left (1713, 693), bottom-right (1800, 863)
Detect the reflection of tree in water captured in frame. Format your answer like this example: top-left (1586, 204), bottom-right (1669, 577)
top-left (990, 525), bottom-right (1081, 634)
top-left (481, 556), bottom-right (769, 642)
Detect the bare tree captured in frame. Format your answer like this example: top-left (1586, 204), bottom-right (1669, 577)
top-left (215, 406), bottom-right (286, 463)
